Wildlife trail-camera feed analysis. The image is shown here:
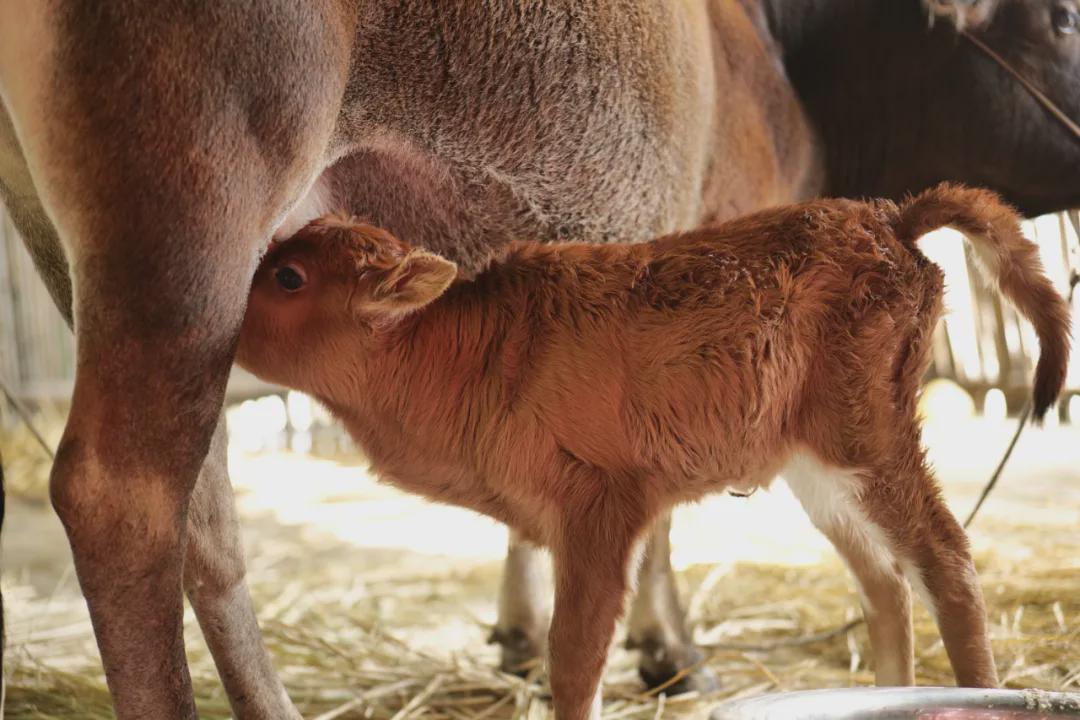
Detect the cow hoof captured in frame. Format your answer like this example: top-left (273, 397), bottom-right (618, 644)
top-left (488, 626), bottom-right (545, 679)
top-left (632, 638), bottom-right (719, 696)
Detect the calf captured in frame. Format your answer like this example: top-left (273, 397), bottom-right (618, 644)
top-left (236, 184), bottom-right (1070, 720)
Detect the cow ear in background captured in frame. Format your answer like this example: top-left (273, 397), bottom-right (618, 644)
top-left (371, 250), bottom-right (457, 315)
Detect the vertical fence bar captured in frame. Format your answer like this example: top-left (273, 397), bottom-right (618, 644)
top-left (0, 204), bottom-right (75, 400)
top-left (0, 209), bottom-right (23, 394)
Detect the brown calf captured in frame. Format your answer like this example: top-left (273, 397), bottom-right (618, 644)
top-left (236, 184), bottom-right (1070, 720)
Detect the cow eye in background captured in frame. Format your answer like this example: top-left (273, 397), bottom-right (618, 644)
top-left (275, 265), bottom-right (307, 292)
top-left (1052, 4), bottom-right (1078, 35)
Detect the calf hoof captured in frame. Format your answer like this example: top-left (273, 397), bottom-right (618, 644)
top-left (488, 626), bottom-right (545, 678)
top-left (631, 638), bottom-right (719, 696)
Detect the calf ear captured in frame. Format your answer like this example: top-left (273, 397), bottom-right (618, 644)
top-left (373, 250), bottom-right (457, 314)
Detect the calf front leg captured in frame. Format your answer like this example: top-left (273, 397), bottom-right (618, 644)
top-left (185, 415), bottom-right (301, 719)
top-left (549, 501), bottom-right (643, 720)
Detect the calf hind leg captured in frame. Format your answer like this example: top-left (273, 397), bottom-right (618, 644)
top-left (784, 455), bottom-right (915, 686)
top-left (864, 465), bottom-right (998, 688)
top-left (787, 450), bottom-right (997, 688)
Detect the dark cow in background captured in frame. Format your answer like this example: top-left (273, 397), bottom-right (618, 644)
top-left (772, 0), bottom-right (1080, 217)
top-left (0, 0), bottom-right (1076, 717)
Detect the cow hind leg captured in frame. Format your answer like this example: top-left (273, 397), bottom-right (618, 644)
top-left (490, 530), bottom-right (551, 676)
top-left (0, 164), bottom-right (302, 717)
top-left (46, 234), bottom-right (255, 718)
top-left (626, 513), bottom-right (718, 693)
top-left (184, 415), bottom-right (301, 719)
top-left (43, 201), bottom-right (321, 718)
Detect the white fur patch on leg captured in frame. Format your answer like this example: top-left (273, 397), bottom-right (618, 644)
top-left (781, 450), bottom-right (898, 608)
top-left (588, 686), bottom-right (603, 720)
top-left (900, 558), bottom-right (939, 623)
top-left (626, 539), bottom-right (646, 597)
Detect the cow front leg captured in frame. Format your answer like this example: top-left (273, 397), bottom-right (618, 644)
top-left (625, 513), bottom-right (718, 694)
top-left (43, 203), bottom-right (282, 719)
top-left (185, 415), bottom-right (301, 719)
top-left (46, 249), bottom-right (256, 718)
top-left (490, 530), bottom-right (551, 676)
top-left (0, 0), bottom-right (348, 714)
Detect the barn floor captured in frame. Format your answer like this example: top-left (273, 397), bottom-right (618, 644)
top-left (2, 406), bottom-right (1078, 718)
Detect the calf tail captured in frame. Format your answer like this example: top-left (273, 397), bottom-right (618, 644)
top-left (894, 183), bottom-right (1072, 420)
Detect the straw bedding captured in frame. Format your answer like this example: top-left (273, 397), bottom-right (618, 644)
top-left (1, 408), bottom-right (1077, 719)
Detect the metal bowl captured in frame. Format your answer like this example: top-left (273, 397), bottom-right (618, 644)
top-left (710, 687), bottom-right (1080, 719)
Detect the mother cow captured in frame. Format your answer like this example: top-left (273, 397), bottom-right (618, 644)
top-left (0, 0), bottom-right (1078, 717)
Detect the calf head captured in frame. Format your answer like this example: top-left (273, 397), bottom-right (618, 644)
top-left (237, 217), bottom-right (457, 391)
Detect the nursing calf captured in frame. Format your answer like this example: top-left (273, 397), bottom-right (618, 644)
top-left (236, 184), bottom-right (1070, 719)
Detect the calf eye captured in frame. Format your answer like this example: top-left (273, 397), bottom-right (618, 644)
top-left (1052, 5), bottom-right (1079, 34)
top-left (275, 264), bottom-right (307, 292)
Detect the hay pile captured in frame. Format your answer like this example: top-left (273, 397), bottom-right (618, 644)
top-left (1, 409), bottom-right (1077, 719)
top-left (3, 516), bottom-right (1077, 718)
